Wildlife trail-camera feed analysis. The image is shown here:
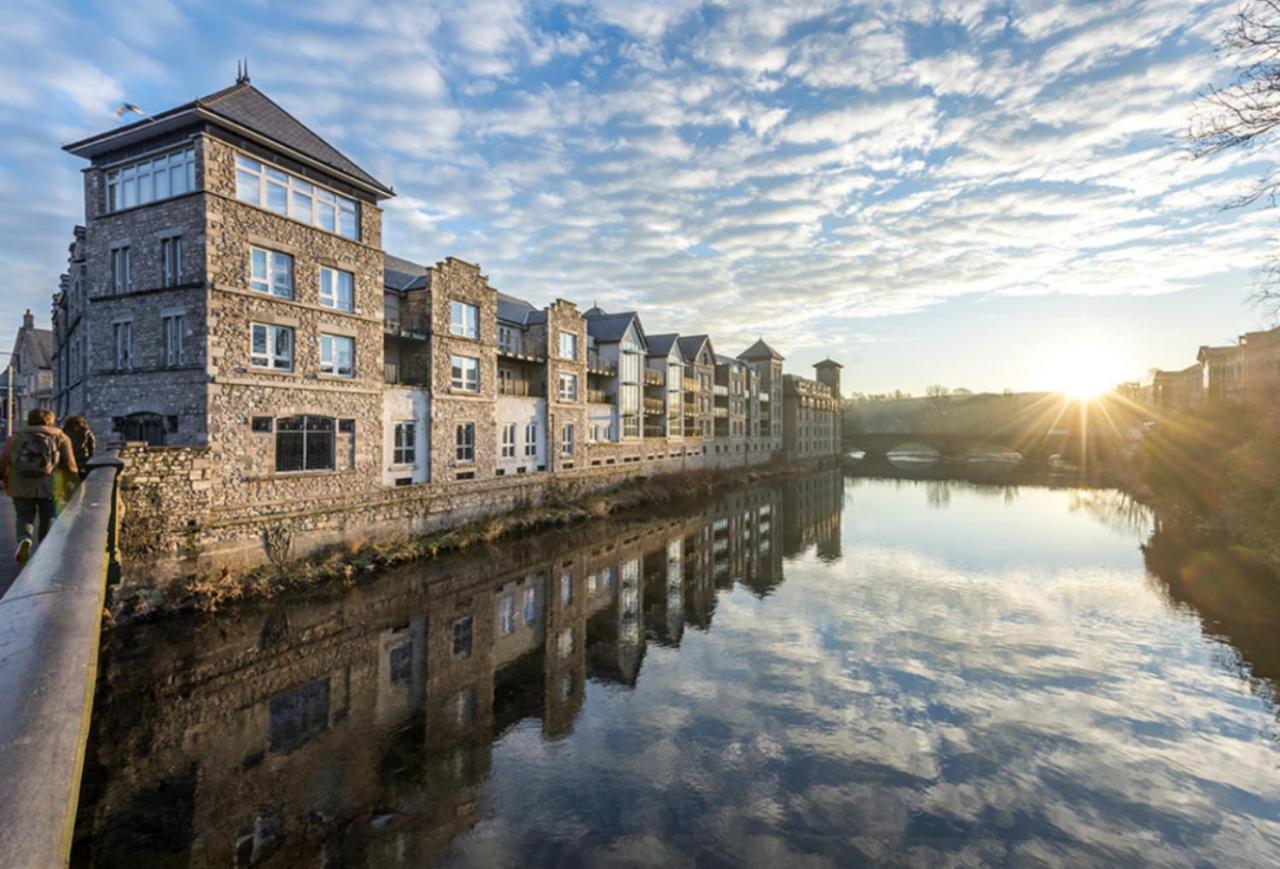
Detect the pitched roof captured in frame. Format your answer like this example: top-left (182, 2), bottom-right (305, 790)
top-left (738, 338), bottom-right (783, 361)
top-left (646, 333), bottom-right (682, 359)
top-left (585, 310), bottom-right (646, 346)
top-left (497, 292), bottom-right (538, 325)
top-left (64, 80), bottom-right (393, 197)
top-left (677, 334), bottom-right (710, 359)
top-left (383, 252), bottom-right (427, 291)
top-left (814, 358), bottom-right (843, 368)
top-left (29, 329), bottom-right (53, 370)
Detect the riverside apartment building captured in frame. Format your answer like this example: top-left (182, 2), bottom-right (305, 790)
top-left (52, 76), bottom-right (842, 513)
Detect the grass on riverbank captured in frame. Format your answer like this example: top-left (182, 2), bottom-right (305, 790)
top-left (165, 461), bottom-right (821, 618)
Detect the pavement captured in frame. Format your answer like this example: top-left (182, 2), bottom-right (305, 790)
top-left (0, 496), bottom-right (18, 599)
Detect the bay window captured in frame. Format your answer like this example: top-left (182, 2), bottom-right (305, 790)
top-left (106, 147), bottom-right (195, 212)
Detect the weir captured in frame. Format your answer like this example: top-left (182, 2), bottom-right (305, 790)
top-left (0, 451), bottom-right (124, 868)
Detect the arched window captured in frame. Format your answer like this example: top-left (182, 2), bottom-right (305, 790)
top-left (276, 415), bottom-right (334, 472)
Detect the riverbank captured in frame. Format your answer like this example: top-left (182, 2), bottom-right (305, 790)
top-left (111, 459), bottom-right (832, 623)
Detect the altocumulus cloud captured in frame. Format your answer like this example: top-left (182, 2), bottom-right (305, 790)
top-left (0, 0), bottom-right (1267, 362)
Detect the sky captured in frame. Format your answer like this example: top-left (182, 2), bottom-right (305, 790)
top-left (1, 0), bottom-right (1274, 394)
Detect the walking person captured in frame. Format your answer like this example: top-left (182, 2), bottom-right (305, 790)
top-left (0, 408), bottom-right (78, 565)
top-left (62, 415), bottom-right (96, 480)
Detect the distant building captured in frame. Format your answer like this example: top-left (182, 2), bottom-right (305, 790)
top-left (3, 308), bottom-right (54, 434)
top-left (1151, 364), bottom-right (1203, 411)
top-left (1240, 327), bottom-right (1280, 403)
top-left (1197, 344), bottom-right (1244, 403)
top-left (782, 360), bottom-right (842, 460)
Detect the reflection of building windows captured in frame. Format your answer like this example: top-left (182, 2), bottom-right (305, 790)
top-left (523, 586), bottom-right (537, 624)
top-left (560, 573), bottom-right (573, 606)
top-left (498, 595), bottom-right (515, 636)
top-left (561, 671), bottom-right (575, 701)
top-left (558, 628), bottom-right (574, 659)
top-left (452, 615), bottom-right (472, 659)
top-left (268, 678), bottom-right (330, 753)
top-left (389, 641), bottom-right (412, 685)
top-left (450, 685), bottom-right (476, 728)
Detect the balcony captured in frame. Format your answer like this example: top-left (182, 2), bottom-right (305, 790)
top-left (714, 407), bottom-right (728, 418)
top-left (498, 340), bottom-right (546, 363)
top-left (758, 392), bottom-right (769, 403)
top-left (713, 384), bottom-right (728, 397)
top-left (643, 368), bottom-right (664, 387)
top-left (683, 377), bottom-right (698, 392)
top-left (643, 397), bottom-right (665, 415)
top-left (384, 364), bottom-right (428, 387)
top-left (498, 379), bottom-right (546, 397)
top-left (588, 388), bottom-right (615, 404)
top-left (587, 350), bottom-right (616, 376)
top-left (384, 300), bottom-right (430, 337)
top-left (643, 424), bottom-right (666, 438)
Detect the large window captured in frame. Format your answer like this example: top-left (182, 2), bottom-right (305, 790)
top-left (163, 314), bottom-right (184, 367)
top-left (456, 422), bottom-right (475, 462)
top-left (106, 147), bottom-right (196, 212)
top-left (112, 321), bottom-right (132, 370)
top-left (451, 355), bottom-right (479, 391)
top-left (234, 154), bottom-right (358, 239)
top-left (393, 421), bottom-right (415, 464)
top-left (501, 423), bottom-right (516, 458)
top-left (161, 237), bottom-right (183, 287)
top-left (111, 247), bottom-right (131, 294)
top-left (559, 331), bottom-right (578, 360)
top-left (251, 323), bottom-right (294, 370)
top-left (524, 422), bottom-right (537, 457)
top-left (319, 334), bottom-right (354, 377)
top-left (250, 248), bottom-right (293, 298)
top-left (319, 267), bottom-right (354, 312)
top-left (557, 373), bottom-right (578, 401)
top-left (450, 301), bottom-right (479, 338)
top-left (276, 415), bottom-right (334, 472)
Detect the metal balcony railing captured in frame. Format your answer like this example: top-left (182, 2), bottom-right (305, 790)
top-left (713, 384), bottom-right (728, 397)
top-left (758, 392), bottom-right (769, 402)
top-left (643, 368), bottom-right (664, 387)
top-left (384, 299), bottom-right (430, 336)
top-left (683, 376), bottom-right (698, 392)
top-left (587, 350), bottom-right (616, 376)
top-left (714, 407), bottom-right (728, 418)
top-left (588, 389), bottom-right (615, 404)
top-left (643, 397), bottom-right (665, 414)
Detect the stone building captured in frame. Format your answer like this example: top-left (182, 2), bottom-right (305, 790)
top-left (782, 364), bottom-right (842, 460)
top-left (738, 338), bottom-right (784, 454)
top-left (678, 335), bottom-right (716, 439)
top-left (1240, 327), bottom-right (1280, 402)
top-left (1197, 344), bottom-right (1244, 403)
top-left (51, 227), bottom-right (89, 422)
top-left (1151, 364), bottom-right (1204, 412)
top-left (713, 354), bottom-right (750, 458)
top-left (3, 309), bottom-right (54, 434)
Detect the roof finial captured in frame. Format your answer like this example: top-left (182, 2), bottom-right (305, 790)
top-left (236, 58), bottom-right (250, 85)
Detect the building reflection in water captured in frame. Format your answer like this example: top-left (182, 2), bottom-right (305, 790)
top-left (72, 469), bottom-right (846, 867)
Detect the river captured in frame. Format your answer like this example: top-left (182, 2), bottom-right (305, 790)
top-left (72, 470), bottom-right (1280, 866)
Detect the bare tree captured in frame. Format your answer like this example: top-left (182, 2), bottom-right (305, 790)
top-left (1191, 1), bottom-right (1280, 318)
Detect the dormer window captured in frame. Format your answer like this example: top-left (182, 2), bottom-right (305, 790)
top-left (106, 147), bottom-right (196, 212)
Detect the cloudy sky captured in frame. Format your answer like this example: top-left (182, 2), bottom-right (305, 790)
top-left (2, 0), bottom-right (1272, 393)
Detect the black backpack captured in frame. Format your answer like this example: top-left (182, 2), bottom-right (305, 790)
top-left (14, 430), bottom-right (58, 478)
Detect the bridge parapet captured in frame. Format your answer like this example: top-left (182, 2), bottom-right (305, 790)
top-left (0, 450), bottom-right (124, 867)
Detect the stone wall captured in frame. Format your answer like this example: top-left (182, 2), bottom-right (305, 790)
top-left (117, 436), bottom-right (778, 589)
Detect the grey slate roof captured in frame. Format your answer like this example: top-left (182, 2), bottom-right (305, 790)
top-left (65, 81), bottom-right (393, 196)
top-left (383, 253), bottom-right (427, 292)
top-left (646, 333), bottom-right (681, 358)
top-left (739, 338), bottom-right (784, 361)
top-left (677, 334), bottom-right (711, 360)
top-left (497, 292), bottom-right (538, 325)
top-left (585, 310), bottom-right (645, 346)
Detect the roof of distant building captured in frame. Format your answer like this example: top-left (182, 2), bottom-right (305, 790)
top-left (497, 292), bottom-right (539, 326)
top-left (585, 310), bottom-right (645, 345)
top-left (677, 334), bottom-right (712, 360)
top-left (814, 358), bottom-right (843, 369)
top-left (646, 333), bottom-right (682, 358)
top-left (738, 338), bottom-right (784, 361)
top-left (383, 253), bottom-right (427, 292)
top-left (64, 80), bottom-right (393, 197)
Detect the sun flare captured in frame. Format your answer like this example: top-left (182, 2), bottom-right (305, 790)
top-left (1039, 343), bottom-right (1120, 401)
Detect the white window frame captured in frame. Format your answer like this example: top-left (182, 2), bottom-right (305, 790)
top-left (562, 424), bottom-right (574, 455)
top-left (559, 331), bottom-right (578, 360)
top-left (162, 313), bottom-right (185, 367)
top-left (319, 266), bottom-right (354, 312)
top-left (111, 247), bottom-right (131, 294)
top-left (558, 373), bottom-right (578, 402)
top-left (112, 321), bottom-right (132, 370)
top-left (234, 154), bottom-right (358, 239)
top-left (524, 422), bottom-right (538, 457)
top-left (250, 248), bottom-right (294, 298)
top-left (318, 334), bottom-right (355, 377)
top-left (450, 301), bottom-right (479, 339)
top-left (456, 422), bottom-right (476, 463)
top-left (106, 147), bottom-right (196, 212)
top-left (450, 355), bottom-right (480, 392)
top-left (161, 236), bottom-right (182, 287)
top-left (501, 422), bottom-right (517, 458)
top-left (251, 322), bottom-right (294, 370)
top-left (498, 595), bottom-right (515, 636)
top-left (393, 421), bottom-right (415, 465)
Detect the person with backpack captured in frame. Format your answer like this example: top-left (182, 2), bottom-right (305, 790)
top-left (0, 408), bottom-right (78, 565)
top-left (62, 416), bottom-right (95, 481)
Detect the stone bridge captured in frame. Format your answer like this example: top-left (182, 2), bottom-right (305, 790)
top-left (844, 431), bottom-right (1077, 461)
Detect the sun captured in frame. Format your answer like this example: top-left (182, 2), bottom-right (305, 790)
top-left (1038, 342), bottom-right (1120, 401)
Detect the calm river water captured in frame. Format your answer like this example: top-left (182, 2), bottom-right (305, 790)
top-left (73, 470), bottom-right (1280, 866)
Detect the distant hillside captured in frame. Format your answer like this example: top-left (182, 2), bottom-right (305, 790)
top-left (844, 391), bottom-right (1122, 436)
